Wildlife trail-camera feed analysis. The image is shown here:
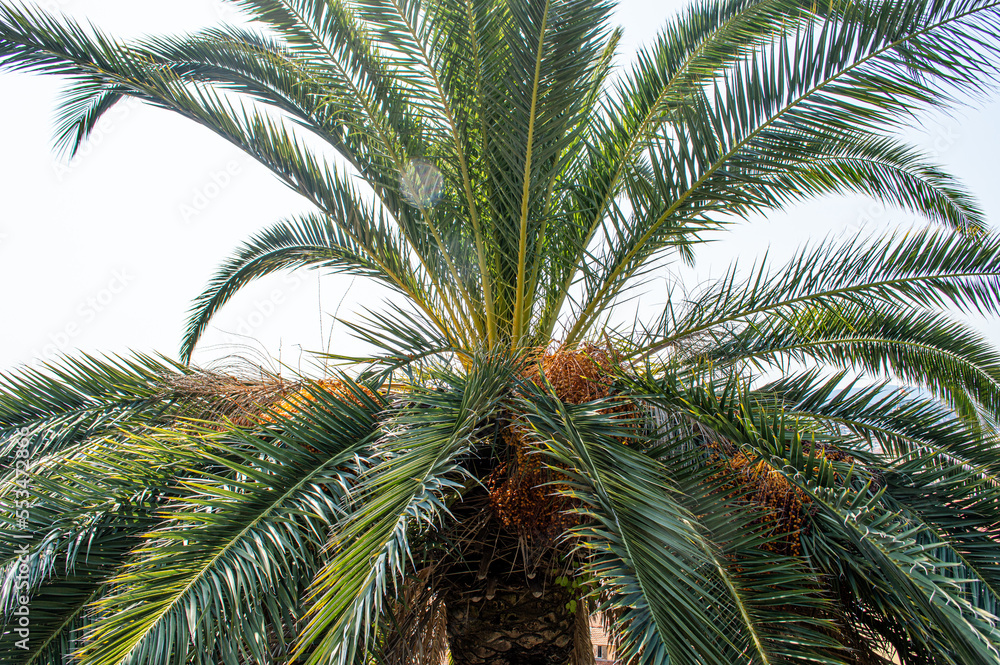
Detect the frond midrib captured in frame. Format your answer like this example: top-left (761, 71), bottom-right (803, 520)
top-left (87, 432), bottom-right (366, 665)
top-left (566, 0), bottom-right (1000, 343)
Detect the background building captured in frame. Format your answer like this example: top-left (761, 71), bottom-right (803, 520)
top-left (589, 616), bottom-right (616, 664)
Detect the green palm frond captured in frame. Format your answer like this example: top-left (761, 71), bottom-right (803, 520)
top-left (755, 370), bottom-right (1000, 470)
top-left (0, 354), bottom-right (182, 436)
top-left (764, 376), bottom-right (1000, 614)
top-left (564, 0), bottom-right (1000, 343)
top-left (883, 450), bottom-right (1000, 607)
top-left (635, 369), bottom-right (1000, 663)
top-left (549, 0), bottom-right (821, 330)
top-left (808, 485), bottom-right (1000, 664)
top-left (0, 492), bottom-right (153, 665)
top-left (180, 209), bottom-right (430, 364)
top-left (699, 301), bottom-right (1000, 420)
top-left (525, 391), bottom-right (841, 664)
top-left (295, 353), bottom-right (514, 665)
top-left (333, 301), bottom-right (466, 374)
top-left (524, 394), bottom-right (725, 665)
top-left (0, 6), bottom-right (451, 289)
top-left (634, 229), bottom-right (1000, 357)
top-left (77, 379), bottom-right (383, 665)
top-left (748, 132), bottom-right (986, 233)
top-left (6, 0), bottom-right (1000, 662)
top-left (0, 397), bottom-right (184, 665)
top-left (0, 355), bottom-right (189, 480)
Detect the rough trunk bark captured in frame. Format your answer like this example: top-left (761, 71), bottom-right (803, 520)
top-left (445, 579), bottom-right (576, 665)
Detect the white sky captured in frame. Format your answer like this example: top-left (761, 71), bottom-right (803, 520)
top-left (0, 0), bottom-right (998, 376)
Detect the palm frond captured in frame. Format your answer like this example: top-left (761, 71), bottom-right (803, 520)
top-left (565, 0), bottom-right (1000, 343)
top-left (0, 354), bottom-right (184, 456)
top-left (524, 394), bottom-right (731, 664)
top-left (76, 379), bottom-right (383, 665)
top-left (180, 211), bottom-right (428, 363)
top-left (695, 300), bottom-right (1000, 420)
top-left (633, 229), bottom-right (1000, 359)
top-left (295, 352), bottom-right (515, 665)
top-left (636, 370), bottom-right (1000, 663)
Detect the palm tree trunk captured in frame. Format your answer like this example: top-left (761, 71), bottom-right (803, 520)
top-left (445, 579), bottom-right (576, 665)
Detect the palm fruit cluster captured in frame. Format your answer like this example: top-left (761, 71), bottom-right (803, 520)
top-left (531, 343), bottom-right (617, 403)
top-left (711, 444), bottom-right (856, 557)
top-left (724, 452), bottom-right (811, 556)
top-left (488, 344), bottom-right (620, 540)
top-left (258, 379), bottom-right (379, 424)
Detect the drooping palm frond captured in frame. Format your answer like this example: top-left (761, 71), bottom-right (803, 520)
top-left (0, 356), bottom-right (314, 665)
top-left (179, 209), bottom-right (430, 364)
top-left (564, 0), bottom-right (1000, 344)
top-left (626, 368), bottom-right (1000, 663)
top-left (5, 0), bottom-right (1000, 663)
top-left (524, 388), bottom-right (842, 664)
top-left (756, 373), bottom-right (1000, 623)
top-left (0, 354), bottom-right (182, 441)
top-left (633, 231), bottom-right (998, 357)
top-left (72, 379), bottom-right (384, 665)
top-left (295, 352), bottom-right (515, 665)
top-left (0, 442), bottom-right (167, 665)
top-left (760, 371), bottom-right (1000, 491)
top-left (701, 301), bottom-right (1000, 421)
top-left (745, 132), bottom-right (986, 232)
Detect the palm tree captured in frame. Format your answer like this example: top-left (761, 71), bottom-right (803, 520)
top-left (4, 0), bottom-right (1000, 663)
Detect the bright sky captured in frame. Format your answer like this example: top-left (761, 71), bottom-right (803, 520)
top-left (0, 0), bottom-right (998, 376)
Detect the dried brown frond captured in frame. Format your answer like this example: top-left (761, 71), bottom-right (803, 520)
top-left (162, 370), bottom-right (298, 427)
top-left (382, 570), bottom-right (449, 665)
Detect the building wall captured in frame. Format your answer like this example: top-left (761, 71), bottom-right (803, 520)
top-left (589, 616), bottom-right (616, 664)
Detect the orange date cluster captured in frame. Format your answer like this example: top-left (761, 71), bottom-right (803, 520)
top-left (488, 344), bottom-right (620, 540)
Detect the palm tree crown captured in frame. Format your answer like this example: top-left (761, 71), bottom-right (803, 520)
top-left (4, 0), bottom-right (1000, 664)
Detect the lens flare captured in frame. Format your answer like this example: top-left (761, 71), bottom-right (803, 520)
top-left (400, 159), bottom-right (444, 207)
